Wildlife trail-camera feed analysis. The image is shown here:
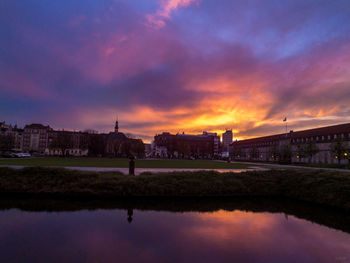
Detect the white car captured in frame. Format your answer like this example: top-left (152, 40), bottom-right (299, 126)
top-left (15, 153), bottom-right (31, 158)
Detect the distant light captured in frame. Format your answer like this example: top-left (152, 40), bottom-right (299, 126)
top-left (297, 155), bottom-right (299, 158)
top-left (345, 153), bottom-right (348, 156)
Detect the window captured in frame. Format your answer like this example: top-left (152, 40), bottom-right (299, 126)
top-left (334, 134), bottom-right (337, 139)
top-left (316, 136), bottom-right (319, 141)
top-left (341, 133), bottom-right (344, 139)
top-left (322, 136), bottom-right (325, 140)
top-left (328, 135), bottom-right (331, 140)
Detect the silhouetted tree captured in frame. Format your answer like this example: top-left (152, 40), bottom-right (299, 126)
top-left (231, 146), bottom-right (242, 160)
top-left (249, 146), bottom-right (259, 160)
top-left (0, 135), bottom-right (14, 152)
top-left (50, 132), bottom-right (73, 156)
top-left (120, 141), bottom-right (132, 157)
top-left (331, 138), bottom-right (349, 165)
top-left (176, 141), bottom-right (189, 159)
top-left (268, 143), bottom-right (279, 162)
top-left (279, 144), bottom-right (292, 164)
top-left (88, 134), bottom-right (106, 156)
top-left (295, 144), bottom-right (306, 163)
top-left (304, 140), bottom-right (319, 163)
top-left (131, 139), bottom-right (145, 158)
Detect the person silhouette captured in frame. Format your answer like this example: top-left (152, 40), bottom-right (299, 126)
top-left (129, 155), bottom-right (135, 176)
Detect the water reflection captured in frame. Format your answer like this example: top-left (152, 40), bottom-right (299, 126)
top-left (127, 209), bottom-right (133, 223)
top-left (0, 198), bottom-right (350, 263)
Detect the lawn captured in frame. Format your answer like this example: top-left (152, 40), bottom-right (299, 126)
top-left (0, 157), bottom-right (253, 169)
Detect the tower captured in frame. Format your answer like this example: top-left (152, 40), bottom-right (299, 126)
top-left (222, 129), bottom-right (233, 151)
top-left (115, 119), bottom-right (119, 133)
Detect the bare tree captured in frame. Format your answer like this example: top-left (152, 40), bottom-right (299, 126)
top-left (295, 144), bottom-right (306, 163)
top-left (331, 138), bottom-right (349, 165)
top-left (268, 143), bottom-right (279, 162)
top-left (231, 146), bottom-right (242, 160)
top-left (50, 132), bottom-right (73, 156)
top-left (304, 140), bottom-right (319, 163)
top-left (0, 135), bottom-right (14, 153)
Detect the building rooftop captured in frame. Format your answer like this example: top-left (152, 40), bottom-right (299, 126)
top-left (24, 124), bottom-right (51, 129)
top-left (232, 122), bottom-right (350, 145)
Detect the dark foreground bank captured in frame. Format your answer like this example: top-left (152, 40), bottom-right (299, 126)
top-left (0, 167), bottom-right (349, 211)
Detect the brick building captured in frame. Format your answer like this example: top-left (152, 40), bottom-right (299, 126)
top-left (154, 131), bottom-right (220, 158)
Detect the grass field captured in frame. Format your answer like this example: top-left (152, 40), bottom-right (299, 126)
top-left (0, 157), bottom-right (253, 169)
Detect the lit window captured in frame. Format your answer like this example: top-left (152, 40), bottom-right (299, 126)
top-left (328, 135), bottom-right (331, 140)
top-left (334, 134), bottom-right (337, 139)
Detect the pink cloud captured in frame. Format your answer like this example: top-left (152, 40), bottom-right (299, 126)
top-left (146, 0), bottom-right (199, 29)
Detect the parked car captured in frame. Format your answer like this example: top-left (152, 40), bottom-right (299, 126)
top-left (14, 153), bottom-right (31, 158)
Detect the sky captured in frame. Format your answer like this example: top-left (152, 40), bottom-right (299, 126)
top-left (1, 0), bottom-right (350, 142)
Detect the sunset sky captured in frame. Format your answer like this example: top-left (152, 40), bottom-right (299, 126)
top-left (1, 0), bottom-right (350, 142)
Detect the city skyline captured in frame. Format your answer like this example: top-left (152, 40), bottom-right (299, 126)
top-left (2, 1), bottom-right (350, 142)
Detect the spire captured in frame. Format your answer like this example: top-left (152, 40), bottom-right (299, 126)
top-left (115, 116), bottom-right (119, 133)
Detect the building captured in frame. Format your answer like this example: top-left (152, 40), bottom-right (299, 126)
top-left (230, 123), bottom-right (350, 164)
top-left (22, 124), bottom-right (52, 153)
top-left (100, 120), bottom-right (145, 158)
top-left (203, 131), bottom-right (220, 156)
top-left (144, 143), bottom-right (152, 157)
top-left (1, 119), bottom-right (145, 157)
top-left (153, 131), bottom-right (220, 158)
top-left (222, 130), bottom-right (233, 151)
top-left (0, 122), bottom-right (23, 152)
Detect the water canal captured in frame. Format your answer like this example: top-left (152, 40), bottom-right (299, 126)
top-left (0, 198), bottom-right (349, 263)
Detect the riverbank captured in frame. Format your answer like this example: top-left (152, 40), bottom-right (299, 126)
top-left (0, 167), bottom-right (350, 211)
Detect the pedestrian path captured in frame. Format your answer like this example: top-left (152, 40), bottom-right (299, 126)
top-left (227, 161), bottom-right (350, 173)
top-left (0, 165), bottom-right (267, 175)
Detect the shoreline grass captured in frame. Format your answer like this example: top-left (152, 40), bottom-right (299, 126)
top-left (0, 157), bottom-right (253, 169)
top-left (0, 167), bottom-right (349, 211)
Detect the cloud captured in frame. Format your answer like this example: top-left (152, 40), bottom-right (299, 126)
top-left (145, 0), bottom-right (198, 29)
top-left (1, 0), bottom-right (350, 142)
